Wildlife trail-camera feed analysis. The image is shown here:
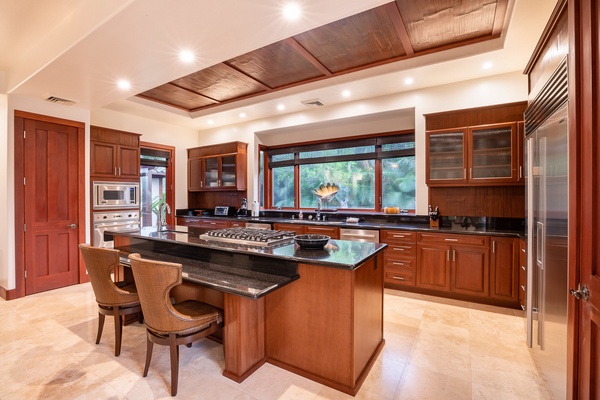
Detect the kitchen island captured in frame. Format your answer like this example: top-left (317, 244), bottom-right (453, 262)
top-left (110, 226), bottom-right (387, 395)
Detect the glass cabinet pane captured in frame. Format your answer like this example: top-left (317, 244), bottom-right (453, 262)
top-left (428, 131), bottom-right (465, 180)
top-left (204, 157), bottom-right (219, 187)
top-left (471, 126), bottom-right (513, 179)
top-left (221, 155), bottom-right (236, 187)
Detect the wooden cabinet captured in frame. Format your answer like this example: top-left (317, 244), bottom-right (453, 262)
top-left (417, 233), bottom-right (490, 298)
top-left (490, 236), bottom-right (519, 302)
top-left (380, 230), bottom-right (417, 287)
top-left (519, 238), bottom-right (527, 310)
top-left (188, 142), bottom-right (247, 191)
top-left (273, 223), bottom-right (339, 239)
top-left (426, 122), bottom-right (519, 186)
top-left (90, 126), bottom-right (140, 179)
top-left (176, 217), bottom-right (229, 229)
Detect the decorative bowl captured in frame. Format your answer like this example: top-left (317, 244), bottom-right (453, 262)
top-left (294, 234), bottom-right (330, 249)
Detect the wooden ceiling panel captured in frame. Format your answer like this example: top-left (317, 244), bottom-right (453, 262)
top-left (135, 1), bottom-right (510, 113)
top-left (395, 0), bottom-right (499, 52)
top-left (138, 84), bottom-right (216, 110)
top-left (293, 5), bottom-right (407, 73)
top-left (172, 64), bottom-right (267, 102)
top-left (227, 41), bottom-right (327, 89)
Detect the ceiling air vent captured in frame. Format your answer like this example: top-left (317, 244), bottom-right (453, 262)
top-left (44, 95), bottom-right (76, 106)
top-left (301, 98), bottom-right (325, 108)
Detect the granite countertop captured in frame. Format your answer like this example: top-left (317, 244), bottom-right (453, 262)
top-left (111, 225), bottom-right (386, 299)
top-left (109, 225), bottom-right (387, 271)
top-left (176, 214), bottom-right (524, 237)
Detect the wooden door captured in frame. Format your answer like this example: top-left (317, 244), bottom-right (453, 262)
top-left (571, 0), bottom-right (600, 397)
top-left (21, 117), bottom-right (82, 294)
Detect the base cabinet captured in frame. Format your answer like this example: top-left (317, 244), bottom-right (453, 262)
top-left (417, 243), bottom-right (451, 290)
top-left (490, 236), bottom-right (519, 302)
top-left (451, 245), bottom-right (489, 297)
top-left (380, 230), bottom-right (417, 287)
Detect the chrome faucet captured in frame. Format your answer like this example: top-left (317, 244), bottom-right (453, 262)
top-left (157, 201), bottom-right (171, 231)
top-left (316, 198), bottom-right (322, 221)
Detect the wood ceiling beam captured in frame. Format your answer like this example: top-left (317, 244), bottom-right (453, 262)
top-left (284, 38), bottom-right (332, 76)
top-left (389, 1), bottom-right (414, 56)
top-left (492, 0), bottom-right (509, 36)
top-left (168, 82), bottom-right (221, 104)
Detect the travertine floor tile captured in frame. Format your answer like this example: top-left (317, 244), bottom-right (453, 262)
top-left (0, 284), bottom-right (550, 399)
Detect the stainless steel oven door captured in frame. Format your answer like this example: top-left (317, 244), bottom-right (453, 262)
top-left (92, 212), bottom-right (140, 248)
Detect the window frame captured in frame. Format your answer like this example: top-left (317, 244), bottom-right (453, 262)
top-left (262, 130), bottom-right (415, 212)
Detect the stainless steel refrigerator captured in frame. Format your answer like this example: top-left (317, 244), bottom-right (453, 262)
top-left (525, 99), bottom-right (568, 399)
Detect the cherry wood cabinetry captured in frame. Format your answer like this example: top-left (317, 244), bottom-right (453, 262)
top-left (490, 236), bottom-right (519, 302)
top-left (188, 141), bottom-right (247, 191)
top-left (519, 238), bottom-right (526, 310)
top-left (90, 126), bottom-right (140, 179)
top-left (426, 122), bottom-right (519, 186)
top-left (417, 233), bottom-right (489, 297)
top-left (380, 230), bottom-right (417, 287)
top-left (273, 223), bottom-right (340, 239)
top-left (176, 217), bottom-right (231, 229)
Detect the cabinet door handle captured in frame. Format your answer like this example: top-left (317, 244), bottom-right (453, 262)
top-left (200, 181), bottom-right (203, 187)
top-left (392, 276), bottom-right (406, 281)
top-left (470, 168), bottom-right (472, 180)
top-left (392, 234), bottom-right (407, 238)
top-left (447, 250), bottom-right (450, 261)
top-left (493, 241), bottom-right (496, 253)
top-left (114, 167), bottom-right (117, 175)
top-left (464, 168), bottom-right (466, 179)
top-left (521, 265), bottom-right (526, 271)
top-left (118, 167), bottom-right (121, 175)
top-left (519, 166), bottom-right (523, 179)
top-left (445, 238), bottom-right (458, 242)
top-left (392, 261), bottom-right (406, 266)
top-left (453, 249), bottom-right (456, 262)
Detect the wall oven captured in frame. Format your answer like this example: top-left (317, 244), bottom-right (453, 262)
top-left (93, 181), bottom-right (140, 210)
top-left (93, 211), bottom-right (140, 248)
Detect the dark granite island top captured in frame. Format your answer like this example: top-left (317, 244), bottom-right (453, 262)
top-left (110, 225), bottom-right (386, 299)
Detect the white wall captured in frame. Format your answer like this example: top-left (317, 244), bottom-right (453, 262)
top-left (195, 71), bottom-right (529, 215)
top-left (91, 108), bottom-right (198, 210)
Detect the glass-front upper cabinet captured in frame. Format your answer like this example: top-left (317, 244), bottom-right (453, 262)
top-left (469, 123), bottom-right (517, 183)
top-left (220, 155), bottom-right (237, 187)
top-left (426, 122), bottom-right (519, 186)
top-left (204, 157), bottom-right (220, 188)
top-left (426, 129), bottom-right (467, 184)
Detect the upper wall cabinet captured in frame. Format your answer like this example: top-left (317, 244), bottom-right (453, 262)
top-left (188, 141), bottom-right (247, 191)
top-left (425, 102), bottom-right (526, 187)
top-left (90, 126), bottom-right (141, 180)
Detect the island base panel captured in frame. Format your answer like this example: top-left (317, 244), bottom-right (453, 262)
top-left (222, 293), bottom-right (266, 382)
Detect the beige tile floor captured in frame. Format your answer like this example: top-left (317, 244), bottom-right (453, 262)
top-left (0, 284), bottom-right (551, 399)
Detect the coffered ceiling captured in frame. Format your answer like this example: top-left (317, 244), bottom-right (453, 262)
top-left (137, 1), bottom-right (508, 114)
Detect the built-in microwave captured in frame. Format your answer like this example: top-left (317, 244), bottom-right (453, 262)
top-left (93, 181), bottom-right (140, 210)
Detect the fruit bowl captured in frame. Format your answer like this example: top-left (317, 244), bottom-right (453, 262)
top-left (294, 234), bottom-right (330, 249)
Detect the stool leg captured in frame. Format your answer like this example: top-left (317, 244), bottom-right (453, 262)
top-left (143, 332), bottom-right (153, 377)
top-left (113, 308), bottom-right (122, 357)
top-left (169, 333), bottom-right (179, 396)
top-left (96, 312), bottom-right (105, 344)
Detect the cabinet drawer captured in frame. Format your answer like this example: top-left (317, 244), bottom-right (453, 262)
top-left (229, 221), bottom-right (246, 228)
top-left (385, 268), bottom-right (416, 286)
top-left (305, 225), bottom-right (340, 239)
top-left (385, 258), bottom-right (415, 272)
top-left (418, 232), bottom-right (489, 247)
top-left (386, 243), bottom-right (417, 258)
top-left (380, 230), bottom-right (416, 243)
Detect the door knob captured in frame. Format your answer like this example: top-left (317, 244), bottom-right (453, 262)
top-left (570, 284), bottom-right (590, 301)
top-left (69, 223), bottom-right (77, 229)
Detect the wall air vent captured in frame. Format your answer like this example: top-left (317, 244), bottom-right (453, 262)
top-left (301, 98), bottom-right (325, 108)
top-left (44, 96), bottom-right (76, 106)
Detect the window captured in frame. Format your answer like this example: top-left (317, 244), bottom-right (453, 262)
top-left (266, 131), bottom-right (415, 211)
top-left (140, 145), bottom-right (174, 227)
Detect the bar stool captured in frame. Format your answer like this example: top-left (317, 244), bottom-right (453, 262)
top-left (78, 244), bottom-right (142, 356)
top-left (128, 253), bottom-right (223, 396)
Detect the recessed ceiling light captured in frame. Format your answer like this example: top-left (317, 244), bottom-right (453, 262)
top-left (179, 50), bottom-right (195, 63)
top-left (482, 62), bottom-right (493, 69)
top-left (342, 90), bottom-right (351, 98)
top-left (283, 3), bottom-right (301, 20)
top-left (404, 77), bottom-right (414, 85)
top-left (117, 80), bottom-right (131, 90)
top-left (207, 119), bottom-right (214, 125)
top-left (239, 112), bottom-right (246, 118)
top-left (277, 104), bottom-right (285, 111)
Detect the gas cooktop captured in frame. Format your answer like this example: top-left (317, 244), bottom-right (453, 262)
top-left (199, 227), bottom-right (296, 247)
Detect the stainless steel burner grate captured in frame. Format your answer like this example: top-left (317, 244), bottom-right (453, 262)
top-left (200, 227), bottom-right (296, 246)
